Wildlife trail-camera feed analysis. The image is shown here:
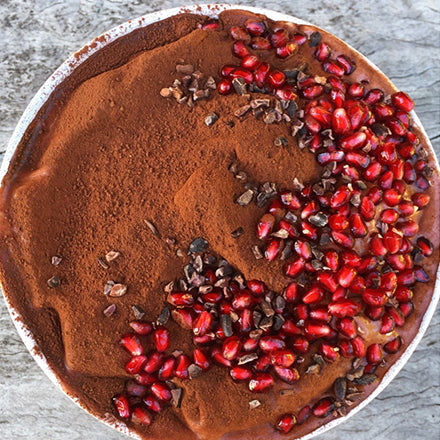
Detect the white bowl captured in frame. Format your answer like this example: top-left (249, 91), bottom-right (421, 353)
top-left (1, 4), bottom-right (439, 440)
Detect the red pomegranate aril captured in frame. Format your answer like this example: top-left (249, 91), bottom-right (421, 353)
top-left (245, 19), bottom-right (265, 35)
top-left (350, 213), bottom-right (367, 237)
top-left (302, 84), bottom-right (324, 99)
top-left (259, 336), bottom-right (286, 353)
top-left (131, 407), bottom-right (151, 426)
top-left (223, 336), bottom-right (242, 360)
top-left (313, 398), bottom-right (335, 417)
top-left (412, 192), bottom-right (430, 208)
top-left (339, 340), bottom-right (354, 357)
top-left (365, 305), bottom-right (384, 321)
top-left (309, 105), bottom-right (332, 126)
top-left (158, 357), bottom-right (176, 380)
top-left (380, 271), bottom-right (398, 293)
top-left (285, 257), bottom-right (305, 278)
top-left (416, 237), bottom-right (434, 257)
top-left (383, 188), bottom-right (402, 206)
top-left (367, 343), bottom-right (383, 365)
top-left (337, 267), bottom-right (357, 288)
top-left (330, 185), bottom-right (350, 208)
top-left (331, 231), bottom-right (353, 248)
top-left (276, 86), bottom-right (298, 100)
top-left (232, 291), bottom-right (253, 310)
top-left (351, 336), bottom-right (366, 358)
top-left (414, 266), bottom-right (429, 283)
top-left (143, 394), bottom-right (162, 413)
top-left (294, 305), bottom-right (309, 321)
top-left (384, 336), bottom-right (403, 354)
top-left (247, 279), bottom-right (266, 296)
top-left (342, 251), bottom-right (362, 268)
top-left (365, 88), bottom-right (384, 105)
top-left (254, 353), bottom-right (272, 371)
top-left (120, 334), bottom-right (144, 356)
top-left (323, 60), bottom-right (344, 77)
top-left (387, 306), bottom-right (405, 327)
top-left (230, 366), bottom-right (252, 381)
top-left (276, 413), bottom-right (297, 434)
top-left (309, 307), bottom-right (331, 322)
top-left (243, 337), bottom-right (259, 352)
top-left (337, 317), bottom-right (357, 339)
top-left (328, 299), bottom-right (361, 318)
top-left (174, 354), bottom-right (190, 380)
top-left (169, 292), bottom-right (194, 306)
top-left (396, 269), bottom-right (416, 286)
top-left (380, 209), bottom-right (398, 224)
top-left (277, 42), bottom-right (297, 58)
top-left (304, 114), bottom-right (321, 134)
top-left (315, 42), bottom-right (331, 60)
top-left (211, 346), bottom-right (233, 367)
top-left (257, 213), bottom-right (275, 240)
top-left (373, 102), bottom-right (394, 120)
top-left (113, 394), bottom-right (131, 419)
top-left (129, 321), bottom-right (153, 336)
top-left (193, 311), bottom-right (213, 336)
top-left (383, 229), bottom-right (403, 254)
top-left (229, 26), bottom-right (251, 42)
top-left (400, 301), bottom-right (414, 318)
top-left (348, 82), bottom-right (365, 98)
top-left (398, 220), bottom-right (419, 237)
top-left (323, 250), bottom-right (339, 272)
top-left (332, 107), bottom-right (352, 134)
top-left (369, 234), bottom-right (387, 257)
top-left (321, 342), bottom-right (339, 361)
top-left (271, 349), bottom-right (296, 367)
top-left (380, 312), bottom-right (395, 334)
top-left (126, 355), bottom-right (148, 375)
top-left (232, 40), bottom-right (250, 58)
top-left (268, 198), bottom-right (285, 216)
top-left (391, 91), bottom-right (414, 112)
top-left (363, 288), bottom-right (387, 307)
top-left (304, 322), bottom-right (331, 339)
top-left (249, 373), bottom-right (274, 392)
top-left (364, 162), bottom-right (383, 181)
top-left (292, 336), bottom-right (309, 354)
top-left (230, 68), bottom-right (253, 84)
top-left (266, 70), bottom-right (286, 88)
top-left (340, 131), bottom-right (367, 151)
top-left (394, 286), bottom-right (413, 302)
top-left (241, 54), bottom-right (259, 71)
top-left (154, 327), bottom-right (170, 352)
top-left (270, 28), bottom-right (289, 47)
top-left (265, 238), bottom-right (282, 261)
top-left (336, 54), bottom-right (355, 74)
top-left (297, 405), bottom-right (311, 424)
top-left (274, 366), bottom-right (300, 384)
top-left (200, 19), bottom-right (219, 30)
top-left (135, 372), bottom-right (156, 386)
top-left (144, 351), bottom-right (164, 374)
top-left (302, 284), bottom-right (324, 304)
top-left (330, 88), bottom-right (345, 107)
top-left (283, 282), bottom-right (299, 303)
top-left (251, 36), bottom-right (272, 50)
top-left (151, 382), bottom-right (172, 402)
top-left (217, 79), bottom-right (233, 95)
top-left (328, 213), bottom-right (349, 231)
top-left (280, 190), bottom-right (301, 209)
top-left (220, 64), bottom-right (236, 78)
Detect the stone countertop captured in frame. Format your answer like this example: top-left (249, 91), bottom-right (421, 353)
top-left (0, 1), bottom-right (439, 439)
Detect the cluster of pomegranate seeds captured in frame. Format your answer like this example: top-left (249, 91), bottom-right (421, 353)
top-left (112, 17), bottom-right (436, 435)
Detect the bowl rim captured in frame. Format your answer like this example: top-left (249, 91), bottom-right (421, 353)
top-left (1, 3), bottom-right (439, 440)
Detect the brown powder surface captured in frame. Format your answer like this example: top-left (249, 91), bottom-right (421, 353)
top-left (0, 9), bottom-right (439, 440)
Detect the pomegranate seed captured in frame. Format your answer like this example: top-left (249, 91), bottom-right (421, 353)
top-left (126, 355), bottom-right (148, 375)
top-left (254, 353), bottom-right (271, 371)
top-left (348, 82), bottom-right (365, 98)
top-left (417, 237), bottom-right (434, 257)
top-left (331, 185), bottom-right (350, 208)
top-left (364, 162), bottom-right (383, 181)
top-left (266, 70), bottom-right (286, 88)
top-left (229, 26), bottom-right (250, 42)
top-left (259, 336), bottom-right (285, 352)
top-left (172, 308), bottom-right (194, 329)
top-left (232, 41), bottom-right (250, 58)
top-left (331, 231), bottom-right (353, 248)
top-left (337, 318), bottom-right (357, 339)
top-left (131, 407), bottom-right (151, 426)
top-left (388, 306), bottom-right (405, 327)
top-left (323, 60), bottom-right (344, 77)
top-left (280, 190), bottom-right (301, 209)
top-left (398, 220), bottom-right (419, 237)
top-left (285, 257), bottom-right (305, 277)
top-left (144, 351), bottom-right (163, 374)
top-left (221, 65), bottom-right (236, 78)
top-left (336, 54), bottom-right (355, 74)
top-left (315, 42), bottom-right (331, 60)
top-left (415, 266), bottom-right (429, 283)
top-left (113, 394), bottom-right (131, 419)
top-left (384, 336), bottom-right (403, 354)
top-left (154, 327), bottom-right (170, 352)
top-left (297, 405), bottom-right (311, 424)
top-left (391, 91), bottom-right (414, 112)
top-left (271, 349), bottom-right (296, 367)
top-left (412, 192), bottom-right (430, 208)
top-left (339, 340), bottom-right (354, 357)
top-left (349, 213), bottom-right (367, 237)
top-left (304, 322), bottom-right (331, 338)
top-left (380, 272), bottom-right (398, 292)
top-left (257, 213), bottom-right (275, 240)
top-left (232, 291), bottom-right (253, 309)
top-left (284, 282), bottom-right (300, 304)
top-left (394, 286), bottom-right (413, 302)
top-left (309, 106), bottom-right (332, 126)
top-left (158, 357), bottom-right (176, 380)
top-left (245, 20), bottom-right (265, 36)
top-left (151, 382), bottom-right (172, 401)
top-left (241, 54), bottom-right (259, 71)
top-left (129, 321), bottom-right (153, 335)
top-left (313, 398), bottom-right (335, 417)
top-left (211, 346), bottom-right (232, 367)
top-left (274, 366), bottom-right (300, 384)
top-left (251, 36), bottom-right (272, 50)
top-left (351, 336), bottom-right (366, 358)
top-left (120, 334), bottom-right (143, 356)
top-left (384, 188), bottom-right (402, 206)
top-left (381, 209), bottom-right (398, 224)
top-left (324, 251), bottom-right (339, 272)
top-left (174, 354), bottom-right (191, 380)
top-left (265, 238), bottom-right (282, 261)
top-left (363, 289), bottom-right (387, 307)
top-left (309, 307), bottom-right (330, 322)
top-left (276, 413), bottom-right (297, 434)
top-left (373, 102), bottom-right (394, 120)
top-left (223, 336), bottom-right (242, 360)
top-left (217, 79), bottom-right (233, 95)
top-left (399, 301), bottom-right (414, 318)
top-left (383, 229), bottom-right (403, 254)
top-left (200, 19), bottom-right (219, 30)
top-left (276, 42), bottom-right (297, 58)
top-left (328, 213), bottom-right (349, 231)
top-left (302, 84), bottom-right (324, 99)
top-left (331, 107), bottom-right (351, 134)
top-left (366, 343), bottom-right (383, 365)
top-left (321, 342), bottom-right (339, 361)
top-left (328, 299), bottom-right (361, 318)
top-left (243, 337), bottom-right (259, 352)
top-left (202, 290), bottom-right (223, 303)
top-left (365, 88), bottom-right (384, 105)
top-left (230, 366), bottom-right (252, 381)
top-left (369, 234), bottom-right (387, 257)
top-left (193, 311), bottom-right (213, 336)
top-left (380, 313), bottom-right (395, 334)
top-left (247, 279), bottom-right (266, 295)
top-left (168, 292), bottom-right (194, 306)
top-left (292, 336), bottom-right (309, 354)
top-left (249, 373), bottom-right (274, 392)
top-left (276, 86), bottom-right (298, 100)
top-left (143, 394), bottom-right (162, 413)
top-left (302, 284), bottom-right (324, 304)
top-left (270, 29), bottom-right (289, 48)
top-left (135, 372), bottom-right (156, 386)
top-left (230, 68), bottom-right (253, 84)
top-left (397, 269), bottom-right (416, 286)
top-left (337, 267), bottom-right (357, 288)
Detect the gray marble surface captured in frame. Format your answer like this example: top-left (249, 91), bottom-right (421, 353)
top-left (0, 1), bottom-right (439, 439)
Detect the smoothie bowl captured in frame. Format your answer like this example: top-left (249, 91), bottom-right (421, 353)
top-left (1, 4), bottom-right (439, 440)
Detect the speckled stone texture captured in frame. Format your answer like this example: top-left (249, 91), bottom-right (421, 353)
top-left (0, 1), bottom-right (439, 439)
